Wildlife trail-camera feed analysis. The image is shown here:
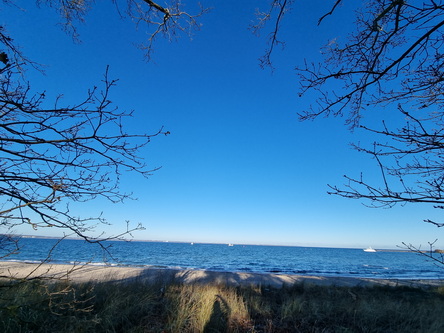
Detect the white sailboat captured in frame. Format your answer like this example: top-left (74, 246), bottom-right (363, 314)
top-left (364, 246), bottom-right (376, 252)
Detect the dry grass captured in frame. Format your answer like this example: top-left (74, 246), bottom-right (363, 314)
top-left (0, 277), bottom-right (443, 332)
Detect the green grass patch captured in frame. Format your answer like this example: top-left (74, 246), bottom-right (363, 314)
top-left (1, 278), bottom-right (443, 332)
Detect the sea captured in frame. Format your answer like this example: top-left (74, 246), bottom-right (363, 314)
top-left (2, 237), bottom-right (444, 280)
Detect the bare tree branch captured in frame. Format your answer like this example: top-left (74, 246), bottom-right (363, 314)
top-left (294, 1), bottom-right (444, 261)
top-left (298, 0), bottom-right (444, 127)
top-left (250, 0), bottom-right (293, 69)
top-left (318, 0), bottom-right (343, 25)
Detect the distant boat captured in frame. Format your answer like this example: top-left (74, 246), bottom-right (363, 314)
top-left (364, 247), bottom-right (376, 252)
top-left (191, 242), bottom-right (194, 245)
top-left (228, 243), bottom-right (234, 247)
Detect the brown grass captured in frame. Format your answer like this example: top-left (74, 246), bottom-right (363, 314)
top-left (1, 277), bottom-right (443, 332)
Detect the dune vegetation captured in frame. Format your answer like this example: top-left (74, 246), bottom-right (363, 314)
top-left (1, 276), bottom-right (444, 332)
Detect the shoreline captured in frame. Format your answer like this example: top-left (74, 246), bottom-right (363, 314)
top-left (1, 261), bottom-right (443, 288)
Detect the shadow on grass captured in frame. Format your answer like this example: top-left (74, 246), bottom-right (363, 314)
top-left (203, 295), bottom-right (230, 333)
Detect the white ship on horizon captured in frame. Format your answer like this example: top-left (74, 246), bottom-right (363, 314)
top-left (364, 246), bottom-right (376, 252)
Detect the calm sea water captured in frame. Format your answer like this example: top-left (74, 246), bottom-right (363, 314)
top-left (2, 238), bottom-right (444, 280)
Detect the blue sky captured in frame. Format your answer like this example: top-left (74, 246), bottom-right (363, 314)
top-left (5, 0), bottom-right (443, 249)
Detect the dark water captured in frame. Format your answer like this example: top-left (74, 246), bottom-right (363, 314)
top-left (2, 238), bottom-right (444, 279)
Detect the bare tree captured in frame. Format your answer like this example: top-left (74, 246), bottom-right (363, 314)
top-left (291, 0), bottom-right (444, 256)
top-left (0, 62), bottom-right (168, 241)
top-left (0, 0), bottom-right (191, 264)
top-left (37, 0), bottom-right (208, 59)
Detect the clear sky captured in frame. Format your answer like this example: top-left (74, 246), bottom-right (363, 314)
top-left (5, 0), bottom-right (443, 249)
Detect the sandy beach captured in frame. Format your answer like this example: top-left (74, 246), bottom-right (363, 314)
top-left (1, 261), bottom-right (443, 288)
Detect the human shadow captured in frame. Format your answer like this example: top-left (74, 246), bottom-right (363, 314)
top-left (203, 294), bottom-right (230, 333)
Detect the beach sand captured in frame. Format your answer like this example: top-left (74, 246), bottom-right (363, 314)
top-left (1, 261), bottom-right (442, 288)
